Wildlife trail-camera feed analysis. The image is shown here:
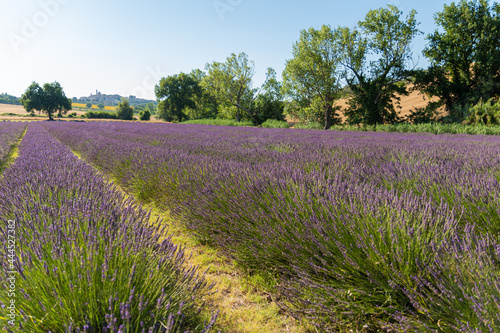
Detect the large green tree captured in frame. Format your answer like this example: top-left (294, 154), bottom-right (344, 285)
top-left (415, 0), bottom-right (500, 117)
top-left (204, 52), bottom-right (255, 122)
top-left (282, 25), bottom-right (343, 129)
top-left (115, 98), bottom-right (134, 120)
top-left (155, 73), bottom-right (201, 122)
top-left (339, 5), bottom-right (421, 125)
top-left (20, 81), bottom-right (72, 121)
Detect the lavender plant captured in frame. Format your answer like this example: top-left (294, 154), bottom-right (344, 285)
top-left (0, 124), bottom-right (217, 332)
top-left (0, 121), bottom-right (27, 170)
top-left (42, 121), bottom-right (500, 331)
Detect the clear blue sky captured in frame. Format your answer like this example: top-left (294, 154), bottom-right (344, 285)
top-left (1, 0), bottom-right (450, 100)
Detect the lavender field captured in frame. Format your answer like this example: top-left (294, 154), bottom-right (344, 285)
top-left (0, 122), bottom-right (26, 169)
top-left (0, 123), bottom-right (216, 332)
top-left (2, 121), bottom-right (500, 332)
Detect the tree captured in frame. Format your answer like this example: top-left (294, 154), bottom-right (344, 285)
top-left (20, 81), bottom-right (72, 121)
top-left (139, 109), bottom-right (151, 121)
top-left (339, 5), bottom-right (421, 126)
top-left (204, 52), bottom-right (256, 122)
top-left (155, 73), bottom-right (201, 122)
top-left (184, 69), bottom-right (219, 120)
top-left (115, 98), bottom-right (134, 120)
top-left (97, 103), bottom-right (105, 110)
top-left (253, 68), bottom-right (285, 124)
top-left (282, 25), bottom-right (343, 129)
top-left (415, 0), bottom-right (500, 117)
top-left (86, 103), bottom-right (92, 109)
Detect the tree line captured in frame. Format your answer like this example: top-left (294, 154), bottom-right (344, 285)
top-left (0, 93), bottom-right (21, 105)
top-left (155, 0), bottom-right (500, 129)
top-left (20, 0), bottom-right (500, 128)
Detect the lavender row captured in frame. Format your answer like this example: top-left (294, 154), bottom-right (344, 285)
top-left (0, 123), bottom-right (217, 332)
top-left (0, 121), bottom-right (27, 168)
top-left (43, 122), bottom-right (500, 331)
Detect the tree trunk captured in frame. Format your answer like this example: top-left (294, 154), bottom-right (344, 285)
top-left (324, 102), bottom-right (333, 130)
top-left (236, 107), bottom-right (240, 122)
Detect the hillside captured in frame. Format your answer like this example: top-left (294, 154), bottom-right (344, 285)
top-left (0, 93), bottom-right (21, 105)
top-left (75, 90), bottom-right (156, 107)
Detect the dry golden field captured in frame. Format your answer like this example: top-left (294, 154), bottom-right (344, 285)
top-left (0, 103), bottom-right (163, 122)
top-left (333, 85), bottom-right (443, 122)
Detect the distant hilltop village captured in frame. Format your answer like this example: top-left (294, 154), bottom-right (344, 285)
top-left (74, 90), bottom-right (156, 107)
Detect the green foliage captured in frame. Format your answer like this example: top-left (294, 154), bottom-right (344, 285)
top-left (155, 73), bottom-right (201, 122)
top-left (283, 100), bottom-right (321, 125)
top-left (282, 25), bottom-right (343, 129)
top-left (252, 68), bottom-right (285, 125)
top-left (0, 93), bottom-right (21, 105)
top-left (332, 122), bottom-right (500, 135)
top-left (84, 111), bottom-right (118, 119)
top-left (416, 0), bottom-right (500, 116)
top-left (204, 52), bottom-right (256, 122)
top-left (183, 69), bottom-right (219, 120)
top-left (293, 122), bottom-right (324, 130)
top-left (260, 119), bottom-right (290, 128)
top-left (182, 118), bottom-right (254, 127)
top-left (339, 5), bottom-right (421, 125)
top-left (67, 112), bottom-right (77, 118)
top-left (97, 103), bottom-right (105, 110)
top-left (115, 98), bottom-right (134, 120)
top-left (20, 81), bottom-right (72, 121)
top-left (86, 102), bottom-right (92, 109)
top-left (139, 109), bottom-right (151, 121)
top-left (146, 102), bottom-right (156, 115)
top-left (464, 98), bottom-right (500, 125)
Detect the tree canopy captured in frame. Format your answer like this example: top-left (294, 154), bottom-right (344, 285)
top-left (20, 82), bottom-right (72, 121)
top-left (282, 25), bottom-right (343, 129)
top-left (416, 0), bottom-right (500, 117)
top-left (155, 73), bottom-right (201, 122)
top-left (339, 5), bottom-right (421, 125)
top-left (204, 52), bottom-right (255, 122)
top-left (115, 98), bottom-right (134, 120)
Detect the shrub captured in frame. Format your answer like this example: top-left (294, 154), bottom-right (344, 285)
top-left (182, 118), bottom-right (254, 127)
top-left (139, 109), bottom-right (151, 121)
top-left (464, 98), bottom-right (500, 125)
top-left (260, 119), bottom-right (290, 128)
top-left (292, 122), bottom-right (323, 129)
top-left (84, 111), bottom-right (118, 119)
